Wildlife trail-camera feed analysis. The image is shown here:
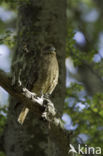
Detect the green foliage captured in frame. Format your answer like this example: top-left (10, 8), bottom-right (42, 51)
top-left (0, 30), bottom-right (16, 48)
top-left (0, 0), bottom-right (103, 154)
top-left (0, 106), bottom-right (7, 156)
top-left (66, 83), bottom-right (103, 152)
top-left (66, 0), bottom-right (103, 153)
top-left (0, 105), bottom-right (7, 134)
top-left (0, 151), bottom-right (6, 156)
top-left (0, 1), bottom-right (17, 11)
top-left (66, 29), bottom-right (97, 66)
top-left (0, 2), bottom-right (17, 48)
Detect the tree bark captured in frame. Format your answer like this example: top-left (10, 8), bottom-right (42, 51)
top-left (4, 1), bottom-right (68, 156)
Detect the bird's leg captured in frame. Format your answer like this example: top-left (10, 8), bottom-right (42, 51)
top-left (39, 91), bottom-right (44, 99)
top-left (30, 92), bottom-right (37, 99)
top-left (41, 94), bottom-right (44, 99)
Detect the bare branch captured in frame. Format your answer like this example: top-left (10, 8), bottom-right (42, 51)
top-left (0, 69), bottom-right (63, 127)
top-left (0, 69), bottom-right (43, 110)
top-left (0, 69), bottom-right (71, 155)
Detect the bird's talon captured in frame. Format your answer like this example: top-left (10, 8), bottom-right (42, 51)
top-left (43, 94), bottom-right (50, 99)
top-left (31, 92), bottom-right (36, 99)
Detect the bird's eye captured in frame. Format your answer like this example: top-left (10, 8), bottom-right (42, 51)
top-left (49, 47), bottom-right (56, 51)
top-left (43, 46), bottom-right (56, 52)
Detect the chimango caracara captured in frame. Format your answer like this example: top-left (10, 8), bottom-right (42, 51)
top-left (18, 46), bottom-right (59, 124)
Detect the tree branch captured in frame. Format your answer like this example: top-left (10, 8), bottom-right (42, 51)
top-left (0, 69), bottom-right (71, 155)
top-left (0, 69), bottom-right (63, 127)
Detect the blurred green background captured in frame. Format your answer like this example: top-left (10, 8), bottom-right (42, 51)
top-left (0, 0), bottom-right (103, 155)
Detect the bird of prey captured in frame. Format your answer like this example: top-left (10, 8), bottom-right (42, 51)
top-left (18, 46), bottom-right (59, 124)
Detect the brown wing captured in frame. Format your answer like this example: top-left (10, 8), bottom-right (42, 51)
top-left (46, 54), bottom-right (59, 94)
top-left (31, 53), bottom-right (59, 95)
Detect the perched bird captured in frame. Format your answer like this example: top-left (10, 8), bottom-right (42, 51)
top-left (18, 46), bottom-right (59, 124)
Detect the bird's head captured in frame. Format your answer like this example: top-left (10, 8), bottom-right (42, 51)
top-left (43, 45), bottom-right (56, 55)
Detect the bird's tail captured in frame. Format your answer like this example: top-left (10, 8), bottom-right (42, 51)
top-left (18, 107), bottom-right (29, 124)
